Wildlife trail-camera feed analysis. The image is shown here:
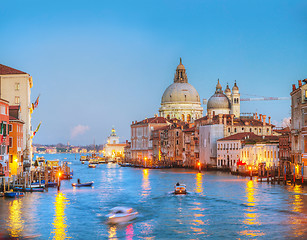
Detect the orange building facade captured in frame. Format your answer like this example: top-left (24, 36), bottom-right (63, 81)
top-left (9, 113), bottom-right (24, 176)
top-left (0, 99), bottom-right (10, 177)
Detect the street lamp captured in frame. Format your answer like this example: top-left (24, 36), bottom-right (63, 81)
top-left (249, 166), bottom-right (252, 180)
top-left (198, 162), bottom-right (201, 173)
top-left (144, 157), bottom-right (147, 168)
top-left (57, 171), bottom-right (62, 191)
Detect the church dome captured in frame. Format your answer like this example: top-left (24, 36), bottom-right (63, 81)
top-left (207, 79), bottom-right (231, 110)
top-left (207, 93), bottom-right (231, 110)
top-left (161, 82), bottom-right (200, 103)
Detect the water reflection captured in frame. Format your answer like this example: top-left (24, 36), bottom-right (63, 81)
top-left (52, 192), bottom-right (69, 240)
top-left (141, 169), bottom-right (151, 197)
top-left (195, 173), bottom-right (203, 194)
top-left (7, 199), bottom-right (24, 237)
top-left (288, 185), bottom-right (306, 237)
top-left (240, 180), bottom-right (264, 237)
top-left (126, 223), bottom-right (134, 240)
top-left (108, 225), bottom-right (117, 239)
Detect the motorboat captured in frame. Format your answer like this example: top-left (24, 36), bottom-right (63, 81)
top-left (174, 183), bottom-right (187, 195)
top-left (72, 181), bottom-right (94, 187)
top-left (4, 191), bottom-right (24, 198)
top-left (88, 164), bottom-right (96, 168)
top-left (106, 207), bottom-right (138, 224)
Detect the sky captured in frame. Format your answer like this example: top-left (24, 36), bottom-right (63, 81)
top-left (1, 0), bottom-right (306, 145)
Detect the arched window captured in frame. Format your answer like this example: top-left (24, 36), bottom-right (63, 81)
top-left (181, 114), bottom-right (185, 121)
top-left (187, 114), bottom-right (191, 123)
top-left (167, 115), bottom-right (170, 120)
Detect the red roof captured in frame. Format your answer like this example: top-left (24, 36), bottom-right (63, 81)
top-left (133, 116), bottom-right (169, 125)
top-left (218, 132), bottom-right (279, 142)
top-left (0, 64), bottom-right (27, 75)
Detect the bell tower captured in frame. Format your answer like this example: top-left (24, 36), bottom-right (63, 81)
top-left (231, 81), bottom-right (240, 118)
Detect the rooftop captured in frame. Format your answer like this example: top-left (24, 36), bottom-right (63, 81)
top-left (0, 64), bottom-right (27, 75)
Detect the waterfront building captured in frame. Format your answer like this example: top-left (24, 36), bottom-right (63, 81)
top-left (197, 113), bottom-right (275, 167)
top-left (130, 116), bottom-right (170, 165)
top-left (0, 98), bottom-right (10, 176)
top-left (217, 132), bottom-right (279, 172)
top-left (159, 58), bottom-right (203, 122)
top-left (124, 140), bottom-right (131, 162)
top-left (8, 105), bottom-right (24, 176)
top-left (103, 128), bottom-right (126, 159)
top-left (0, 64), bottom-right (33, 168)
top-left (207, 80), bottom-right (240, 117)
top-left (290, 80), bottom-right (307, 171)
top-left (276, 127), bottom-right (291, 166)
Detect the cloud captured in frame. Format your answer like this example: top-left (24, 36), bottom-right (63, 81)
top-left (272, 117), bottom-right (291, 128)
top-left (71, 125), bottom-right (90, 139)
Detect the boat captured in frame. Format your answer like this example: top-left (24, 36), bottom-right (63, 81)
top-left (80, 156), bottom-right (88, 161)
top-left (4, 191), bottom-right (24, 198)
top-left (88, 164), bottom-right (96, 168)
top-left (32, 180), bottom-right (57, 187)
top-left (72, 181), bottom-right (94, 187)
top-left (30, 183), bottom-right (45, 188)
top-left (81, 161), bottom-right (85, 164)
top-left (14, 187), bottom-right (44, 192)
top-left (106, 207), bottom-right (138, 224)
top-left (174, 183), bottom-right (187, 195)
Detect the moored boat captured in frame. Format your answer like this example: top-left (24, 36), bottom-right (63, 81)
top-left (72, 181), bottom-right (94, 187)
top-left (4, 191), bottom-right (24, 198)
top-left (88, 164), bottom-right (96, 168)
top-left (14, 187), bottom-right (44, 192)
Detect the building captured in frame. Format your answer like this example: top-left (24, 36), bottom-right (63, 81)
top-left (0, 98), bottom-right (10, 176)
top-left (103, 128), bottom-right (126, 159)
top-left (207, 80), bottom-right (240, 117)
top-left (0, 64), bottom-right (33, 167)
top-left (124, 140), bottom-right (131, 162)
top-left (217, 133), bottom-right (279, 172)
top-left (277, 127), bottom-right (291, 166)
top-left (290, 79), bottom-right (307, 169)
top-left (8, 105), bottom-right (24, 176)
top-left (131, 116), bottom-right (170, 165)
top-left (159, 58), bottom-right (203, 122)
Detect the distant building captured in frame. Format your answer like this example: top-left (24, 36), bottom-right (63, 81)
top-left (0, 98), bottom-right (10, 176)
top-left (159, 58), bottom-right (203, 122)
top-left (103, 128), bottom-right (126, 159)
top-left (8, 105), bottom-right (24, 176)
top-left (0, 64), bottom-right (33, 167)
top-left (124, 140), bottom-right (131, 162)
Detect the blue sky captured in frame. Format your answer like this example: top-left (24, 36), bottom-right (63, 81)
top-left (1, 0), bottom-right (306, 145)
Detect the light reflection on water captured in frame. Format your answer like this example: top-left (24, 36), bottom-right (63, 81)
top-left (1, 154), bottom-right (307, 239)
top-left (7, 199), bottom-right (24, 237)
top-left (239, 180), bottom-right (265, 238)
top-left (51, 192), bottom-right (69, 240)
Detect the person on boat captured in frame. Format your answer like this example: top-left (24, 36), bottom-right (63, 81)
top-left (77, 179), bottom-right (80, 184)
top-left (176, 182), bottom-right (180, 186)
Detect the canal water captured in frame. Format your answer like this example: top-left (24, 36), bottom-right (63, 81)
top-left (1, 153), bottom-right (307, 239)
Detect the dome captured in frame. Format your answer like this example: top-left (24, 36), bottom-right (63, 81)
top-left (232, 81), bottom-right (239, 91)
top-left (207, 93), bottom-right (231, 110)
top-left (161, 83), bottom-right (200, 103)
top-left (225, 84), bottom-right (231, 93)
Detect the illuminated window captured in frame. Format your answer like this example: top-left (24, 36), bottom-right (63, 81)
top-left (15, 96), bottom-right (20, 104)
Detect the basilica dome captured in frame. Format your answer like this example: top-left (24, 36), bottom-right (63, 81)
top-left (159, 58), bottom-right (203, 122)
top-left (161, 82), bottom-right (200, 103)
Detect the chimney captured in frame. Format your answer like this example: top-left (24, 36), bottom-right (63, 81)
top-left (299, 80), bottom-right (302, 87)
top-left (231, 114), bottom-right (234, 126)
top-left (253, 113), bottom-right (255, 119)
top-left (268, 116), bottom-right (271, 125)
top-left (218, 114), bottom-right (223, 124)
top-left (255, 112), bottom-right (258, 120)
top-left (262, 115), bottom-right (266, 126)
top-left (292, 84), bottom-right (296, 91)
top-left (259, 114), bottom-right (262, 122)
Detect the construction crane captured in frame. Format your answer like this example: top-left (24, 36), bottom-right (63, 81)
top-left (202, 96), bottom-right (290, 105)
top-left (240, 97), bottom-right (290, 101)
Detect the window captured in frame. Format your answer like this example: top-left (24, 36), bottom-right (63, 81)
top-left (267, 128), bottom-right (269, 133)
top-left (9, 137), bottom-right (13, 148)
top-left (242, 128), bottom-right (244, 131)
top-left (176, 131), bottom-right (179, 137)
top-left (234, 128), bottom-right (237, 133)
top-left (259, 128), bottom-right (261, 133)
top-left (9, 124), bottom-right (12, 132)
top-left (176, 140), bottom-right (179, 145)
top-left (15, 96), bottom-right (20, 104)
top-left (15, 83), bottom-right (20, 90)
top-left (228, 128), bottom-right (230, 133)
top-left (250, 128), bottom-right (252, 132)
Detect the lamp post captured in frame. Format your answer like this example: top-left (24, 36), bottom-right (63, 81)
top-left (198, 162), bottom-right (201, 173)
top-left (144, 157), bottom-right (147, 168)
top-left (57, 171), bottom-right (62, 191)
top-left (249, 166), bottom-right (252, 180)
